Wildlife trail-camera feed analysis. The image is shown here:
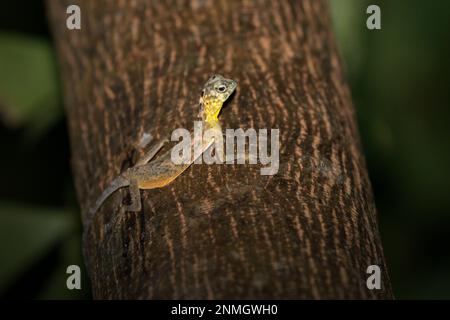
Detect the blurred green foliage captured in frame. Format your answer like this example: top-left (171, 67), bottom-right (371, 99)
top-left (0, 0), bottom-right (448, 299)
top-left (0, 1), bottom-right (89, 299)
top-left (0, 32), bottom-right (61, 139)
top-left (0, 203), bottom-right (72, 296)
top-left (330, 0), bottom-right (450, 298)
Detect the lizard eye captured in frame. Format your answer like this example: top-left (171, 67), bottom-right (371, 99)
top-left (217, 85), bottom-right (227, 93)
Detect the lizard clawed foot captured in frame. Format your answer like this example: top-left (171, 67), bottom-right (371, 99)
top-left (124, 199), bottom-right (142, 212)
top-left (124, 202), bottom-right (142, 212)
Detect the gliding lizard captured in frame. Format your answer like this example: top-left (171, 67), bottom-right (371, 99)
top-left (89, 74), bottom-right (237, 216)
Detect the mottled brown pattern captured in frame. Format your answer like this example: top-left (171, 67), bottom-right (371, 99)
top-left (47, 0), bottom-right (393, 299)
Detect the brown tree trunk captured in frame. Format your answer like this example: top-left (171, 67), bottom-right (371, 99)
top-left (47, 0), bottom-right (393, 299)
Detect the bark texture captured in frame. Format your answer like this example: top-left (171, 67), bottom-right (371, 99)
top-left (47, 0), bottom-right (393, 299)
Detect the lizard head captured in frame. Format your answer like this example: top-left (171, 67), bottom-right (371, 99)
top-left (200, 74), bottom-right (237, 127)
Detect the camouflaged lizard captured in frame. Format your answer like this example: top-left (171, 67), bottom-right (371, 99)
top-left (89, 74), bottom-right (237, 215)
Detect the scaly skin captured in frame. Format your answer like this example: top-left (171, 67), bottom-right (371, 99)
top-left (89, 74), bottom-right (237, 215)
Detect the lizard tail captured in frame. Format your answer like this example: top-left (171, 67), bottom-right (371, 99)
top-left (89, 175), bottom-right (130, 216)
top-left (83, 175), bottom-right (130, 257)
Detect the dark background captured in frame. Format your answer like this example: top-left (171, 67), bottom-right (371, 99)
top-left (0, 0), bottom-right (449, 299)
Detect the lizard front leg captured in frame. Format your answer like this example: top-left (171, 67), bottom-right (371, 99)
top-left (135, 138), bottom-right (169, 167)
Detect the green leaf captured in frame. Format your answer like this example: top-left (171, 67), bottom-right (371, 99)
top-left (37, 232), bottom-right (90, 300)
top-left (0, 32), bottom-right (61, 138)
top-left (0, 202), bottom-right (73, 294)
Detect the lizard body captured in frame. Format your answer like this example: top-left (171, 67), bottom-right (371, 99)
top-left (89, 74), bottom-right (237, 215)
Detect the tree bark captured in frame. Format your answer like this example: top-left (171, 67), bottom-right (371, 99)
top-left (47, 0), bottom-right (393, 299)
